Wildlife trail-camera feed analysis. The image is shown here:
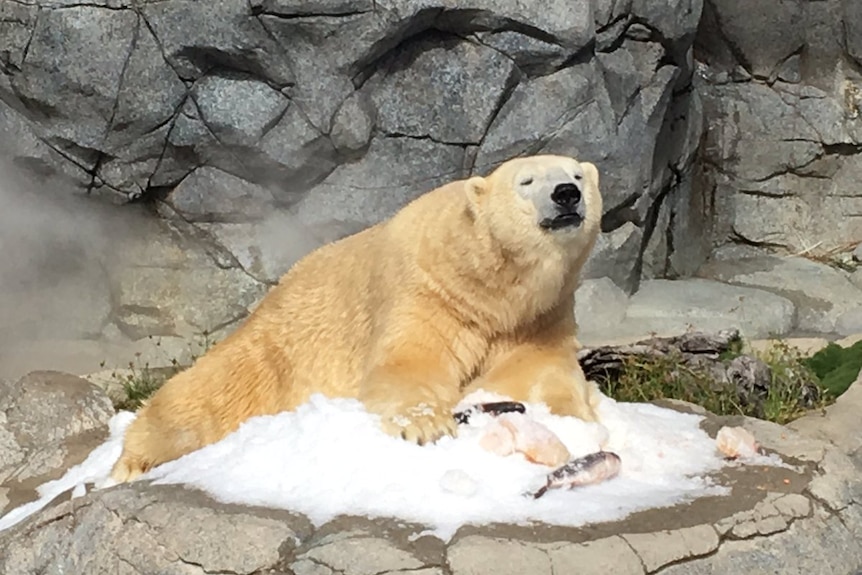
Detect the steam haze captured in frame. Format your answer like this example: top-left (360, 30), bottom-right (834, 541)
top-left (0, 158), bottom-right (149, 380)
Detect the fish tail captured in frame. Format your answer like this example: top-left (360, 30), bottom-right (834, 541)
top-left (532, 485), bottom-right (549, 499)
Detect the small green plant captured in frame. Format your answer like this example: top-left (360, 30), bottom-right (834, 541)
top-left (597, 339), bottom-right (829, 424)
top-left (803, 339), bottom-right (862, 398)
top-left (111, 361), bottom-right (175, 412)
top-left (718, 336), bottom-right (745, 361)
top-left (104, 331), bottom-right (217, 412)
top-left (599, 352), bottom-right (747, 417)
top-left (754, 339), bottom-right (827, 422)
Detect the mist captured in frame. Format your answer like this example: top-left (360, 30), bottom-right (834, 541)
top-left (0, 155), bottom-right (347, 382)
top-left (0, 159), bottom-right (150, 380)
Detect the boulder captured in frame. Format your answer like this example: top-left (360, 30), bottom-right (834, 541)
top-left (0, 371), bottom-right (115, 516)
top-left (789, 369), bottom-right (862, 460)
top-left (698, 256), bottom-right (862, 335)
top-left (588, 278), bottom-right (796, 343)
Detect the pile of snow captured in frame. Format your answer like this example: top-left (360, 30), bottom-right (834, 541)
top-left (0, 391), bottom-right (765, 539)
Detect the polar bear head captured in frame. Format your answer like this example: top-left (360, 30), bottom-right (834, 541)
top-left (464, 154), bottom-right (603, 262)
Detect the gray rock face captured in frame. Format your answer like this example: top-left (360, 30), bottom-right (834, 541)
top-left (0, 371), bottom-right (114, 514)
top-left (111, 223), bottom-right (268, 340)
top-left (166, 166), bottom-right (275, 223)
top-left (695, 0), bottom-right (862, 256)
top-left (0, 483), bottom-right (311, 575)
top-left (0, 0), bottom-right (707, 313)
top-left (3, 0), bottom-right (860, 349)
top-left (574, 277), bottom-right (799, 345)
top-left (370, 38), bottom-right (518, 145)
top-left (790, 369), bottom-right (862, 457)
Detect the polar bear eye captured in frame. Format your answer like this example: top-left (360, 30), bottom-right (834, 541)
top-left (520, 177), bottom-right (533, 186)
top-left (574, 174), bottom-right (583, 181)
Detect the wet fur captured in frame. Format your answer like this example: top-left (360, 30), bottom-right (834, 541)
top-left (111, 154), bottom-right (604, 483)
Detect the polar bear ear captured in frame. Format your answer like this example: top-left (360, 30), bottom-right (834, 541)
top-left (464, 176), bottom-right (489, 209)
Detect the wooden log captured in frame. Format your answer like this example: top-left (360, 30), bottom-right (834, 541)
top-left (577, 329), bottom-right (742, 381)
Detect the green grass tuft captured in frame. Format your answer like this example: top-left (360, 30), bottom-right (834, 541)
top-left (106, 333), bottom-right (216, 412)
top-left (756, 340), bottom-right (828, 423)
top-left (111, 363), bottom-right (177, 412)
top-left (597, 340), bottom-right (829, 425)
top-left (599, 353), bottom-right (739, 416)
top-left (717, 336), bottom-right (745, 361)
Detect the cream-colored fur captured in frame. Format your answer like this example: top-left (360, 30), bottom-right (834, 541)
top-left (110, 154), bottom-right (604, 483)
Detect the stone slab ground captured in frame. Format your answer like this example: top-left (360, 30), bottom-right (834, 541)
top-left (1, 371), bottom-right (860, 575)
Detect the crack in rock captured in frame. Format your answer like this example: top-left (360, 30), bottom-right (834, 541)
top-left (714, 492), bottom-right (811, 540)
top-left (622, 524), bottom-right (720, 573)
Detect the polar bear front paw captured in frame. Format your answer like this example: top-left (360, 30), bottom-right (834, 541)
top-left (378, 402), bottom-right (459, 445)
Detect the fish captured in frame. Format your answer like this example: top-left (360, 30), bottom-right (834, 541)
top-left (479, 415), bottom-right (571, 467)
top-left (715, 426), bottom-right (759, 460)
top-left (453, 401), bottom-right (526, 425)
top-left (530, 450), bottom-right (622, 499)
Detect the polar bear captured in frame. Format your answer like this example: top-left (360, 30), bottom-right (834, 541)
top-left (110, 154), bottom-right (604, 483)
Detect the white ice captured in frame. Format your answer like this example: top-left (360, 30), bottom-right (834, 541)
top-left (0, 391), bottom-right (765, 540)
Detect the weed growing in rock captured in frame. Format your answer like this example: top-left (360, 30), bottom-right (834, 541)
top-left (112, 362), bottom-right (177, 411)
top-left (596, 340), bottom-right (828, 425)
top-left (718, 336), bottom-right (745, 361)
top-left (106, 332), bottom-right (216, 411)
top-left (755, 340), bottom-right (828, 423)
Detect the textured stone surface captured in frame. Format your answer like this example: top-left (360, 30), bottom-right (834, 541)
top-left (583, 222), bottom-right (643, 294)
top-left (575, 278), bottom-right (631, 345)
top-left (0, 484), bottom-right (310, 575)
top-left (112, 240), bottom-right (267, 340)
top-left (698, 256), bottom-right (862, 335)
top-left (805, 447), bottom-right (862, 512)
top-left (448, 537), bottom-right (552, 575)
top-left (713, 492), bottom-right (811, 538)
top-left (695, 0), bottom-right (862, 256)
top-left (292, 136), bottom-right (468, 229)
top-left (622, 278), bottom-right (796, 338)
top-left (299, 537), bottom-right (424, 575)
top-left (542, 536), bottom-right (645, 575)
top-left (789, 371), bottom-right (862, 457)
top-left (370, 39), bottom-right (517, 145)
top-left (700, 0), bottom-right (805, 81)
top-left (622, 524), bottom-right (720, 572)
top-left (660, 505), bottom-right (862, 575)
top-left (166, 166), bottom-right (275, 223)
top-left (99, 214), bottom-right (269, 341)
top-left (0, 371), bottom-right (114, 514)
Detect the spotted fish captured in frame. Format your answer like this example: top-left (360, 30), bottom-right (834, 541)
top-left (531, 451), bottom-right (622, 499)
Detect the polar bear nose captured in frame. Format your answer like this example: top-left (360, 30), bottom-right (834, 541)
top-left (551, 183), bottom-right (581, 209)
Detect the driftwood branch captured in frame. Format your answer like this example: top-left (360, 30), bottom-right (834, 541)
top-left (577, 329), bottom-right (743, 381)
top-left (576, 329), bottom-right (823, 414)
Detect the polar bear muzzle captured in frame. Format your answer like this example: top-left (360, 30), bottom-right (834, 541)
top-left (539, 182), bottom-right (585, 231)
